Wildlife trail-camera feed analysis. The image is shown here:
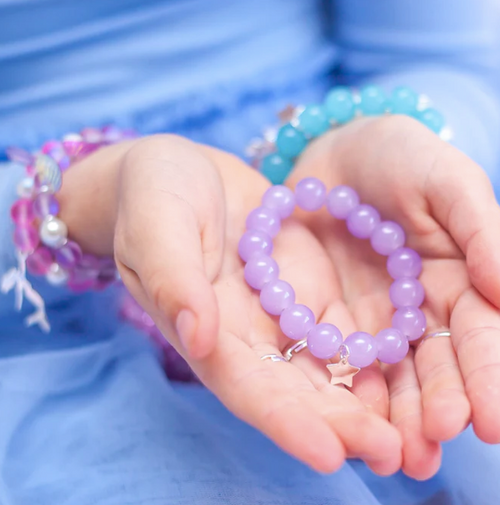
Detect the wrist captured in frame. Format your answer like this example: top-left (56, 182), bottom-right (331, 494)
top-left (57, 139), bottom-right (136, 256)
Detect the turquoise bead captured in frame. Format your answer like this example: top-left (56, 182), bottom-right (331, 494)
top-left (418, 108), bottom-right (445, 133)
top-left (298, 105), bottom-right (330, 137)
top-left (390, 86), bottom-right (419, 115)
top-left (276, 124), bottom-right (308, 158)
top-left (360, 85), bottom-right (388, 116)
top-left (260, 153), bottom-right (294, 185)
top-left (324, 87), bottom-right (356, 124)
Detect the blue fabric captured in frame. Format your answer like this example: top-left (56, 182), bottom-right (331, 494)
top-left (1, 0), bottom-right (500, 503)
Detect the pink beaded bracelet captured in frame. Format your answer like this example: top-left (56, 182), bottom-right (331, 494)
top-left (1, 126), bottom-right (136, 331)
top-left (239, 181), bottom-right (427, 386)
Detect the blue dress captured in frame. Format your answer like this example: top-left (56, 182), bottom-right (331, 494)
top-left (1, 1), bottom-right (500, 503)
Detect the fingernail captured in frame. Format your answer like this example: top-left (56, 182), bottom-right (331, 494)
top-left (175, 309), bottom-right (197, 353)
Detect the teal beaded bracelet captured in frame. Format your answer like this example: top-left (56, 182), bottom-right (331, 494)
top-left (247, 85), bottom-right (451, 185)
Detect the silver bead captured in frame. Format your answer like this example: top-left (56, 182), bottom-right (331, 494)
top-left (62, 132), bottom-right (83, 143)
top-left (46, 263), bottom-right (69, 286)
top-left (16, 177), bottom-right (35, 198)
top-left (39, 216), bottom-right (68, 249)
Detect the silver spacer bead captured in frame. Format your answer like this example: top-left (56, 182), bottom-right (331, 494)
top-left (62, 132), bottom-right (83, 143)
top-left (46, 263), bottom-right (69, 286)
top-left (417, 94), bottom-right (432, 111)
top-left (39, 216), bottom-right (68, 249)
top-left (439, 126), bottom-right (454, 142)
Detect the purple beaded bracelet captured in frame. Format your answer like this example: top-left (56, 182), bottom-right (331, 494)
top-left (1, 126), bottom-right (136, 331)
top-left (239, 181), bottom-right (427, 386)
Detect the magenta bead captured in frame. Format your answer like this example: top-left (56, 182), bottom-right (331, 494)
top-left (62, 135), bottom-right (85, 157)
top-left (10, 199), bottom-right (34, 225)
top-left (307, 323), bottom-right (342, 359)
top-left (244, 253), bottom-right (279, 290)
top-left (26, 247), bottom-right (53, 276)
top-left (392, 306), bottom-right (427, 341)
top-left (375, 328), bottom-right (409, 364)
top-left (13, 226), bottom-right (39, 252)
top-left (387, 247), bottom-right (422, 279)
top-left (346, 204), bottom-right (381, 239)
top-left (68, 271), bottom-right (96, 292)
top-left (326, 185), bottom-right (360, 219)
top-left (295, 177), bottom-right (326, 211)
top-left (41, 140), bottom-right (63, 155)
top-left (260, 279), bottom-right (295, 315)
top-left (389, 277), bottom-right (425, 308)
top-left (246, 206), bottom-right (281, 238)
top-left (67, 254), bottom-right (100, 291)
top-left (279, 303), bottom-right (316, 340)
top-left (370, 221), bottom-right (406, 255)
top-left (55, 240), bottom-right (83, 268)
top-left (33, 192), bottom-right (60, 218)
top-left (262, 185), bottom-right (296, 218)
top-left (344, 331), bottom-right (378, 368)
top-left (79, 254), bottom-right (102, 272)
top-left (238, 230), bottom-right (273, 262)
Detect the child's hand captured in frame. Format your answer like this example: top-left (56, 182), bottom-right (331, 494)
top-left (287, 115), bottom-right (500, 479)
top-left (60, 135), bottom-right (403, 475)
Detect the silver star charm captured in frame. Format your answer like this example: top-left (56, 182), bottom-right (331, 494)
top-left (327, 362), bottom-right (360, 388)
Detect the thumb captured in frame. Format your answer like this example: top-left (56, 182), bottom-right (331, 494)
top-left (115, 136), bottom-right (224, 360)
top-left (426, 144), bottom-right (500, 307)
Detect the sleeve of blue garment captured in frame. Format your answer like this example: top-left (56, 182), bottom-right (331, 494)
top-left (333, 0), bottom-right (500, 189)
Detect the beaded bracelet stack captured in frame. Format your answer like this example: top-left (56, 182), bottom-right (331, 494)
top-left (2, 85), bottom-right (447, 388)
top-left (247, 85), bottom-right (450, 185)
top-left (2, 126), bottom-right (136, 331)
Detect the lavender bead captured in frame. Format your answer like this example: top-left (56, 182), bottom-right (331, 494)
top-left (344, 331), bottom-right (378, 368)
top-left (370, 221), bottom-right (406, 255)
top-left (392, 306), bottom-right (427, 341)
top-left (244, 253), bottom-right (279, 290)
top-left (262, 185), bottom-right (296, 218)
top-left (238, 230), bottom-right (273, 262)
top-left (55, 240), bottom-right (83, 268)
top-left (14, 225), bottom-right (39, 253)
top-left (375, 328), bottom-right (409, 364)
top-left (295, 177), bottom-right (326, 211)
top-left (307, 323), bottom-right (342, 359)
top-left (326, 186), bottom-right (360, 219)
top-left (389, 277), bottom-right (425, 308)
top-left (387, 247), bottom-right (422, 279)
top-left (279, 303), bottom-right (316, 340)
top-left (246, 206), bottom-right (281, 238)
top-left (33, 192), bottom-right (60, 218)
top-left (26, 246), bottom-right (53, 276)
top-left (68, 270), bottom-right (97, 292)
top-left (260, 279), bottom-right (295, 315)
top-left (346, 204), bottom-right (381, 239)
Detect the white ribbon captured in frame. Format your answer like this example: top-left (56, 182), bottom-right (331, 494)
top-left (1, 251), bottom-right (50, 333)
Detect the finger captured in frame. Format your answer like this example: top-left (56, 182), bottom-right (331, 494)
top-left (385, 349), bottom-right (442, 480)
top-left (415, 336), bottom-right (470, 442)
top-left (115, 136), bottom-right (225, 359)
top-left (451, 288), bottom-right (500, 444)
top-left (199, 336), bottom-right (347, 474)
top-left (273, 217), bottom-right (391, 418)
top-left (206, 332), bottom-right (404, 476)
top-left (425, 143), bottom-right (500, 307)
